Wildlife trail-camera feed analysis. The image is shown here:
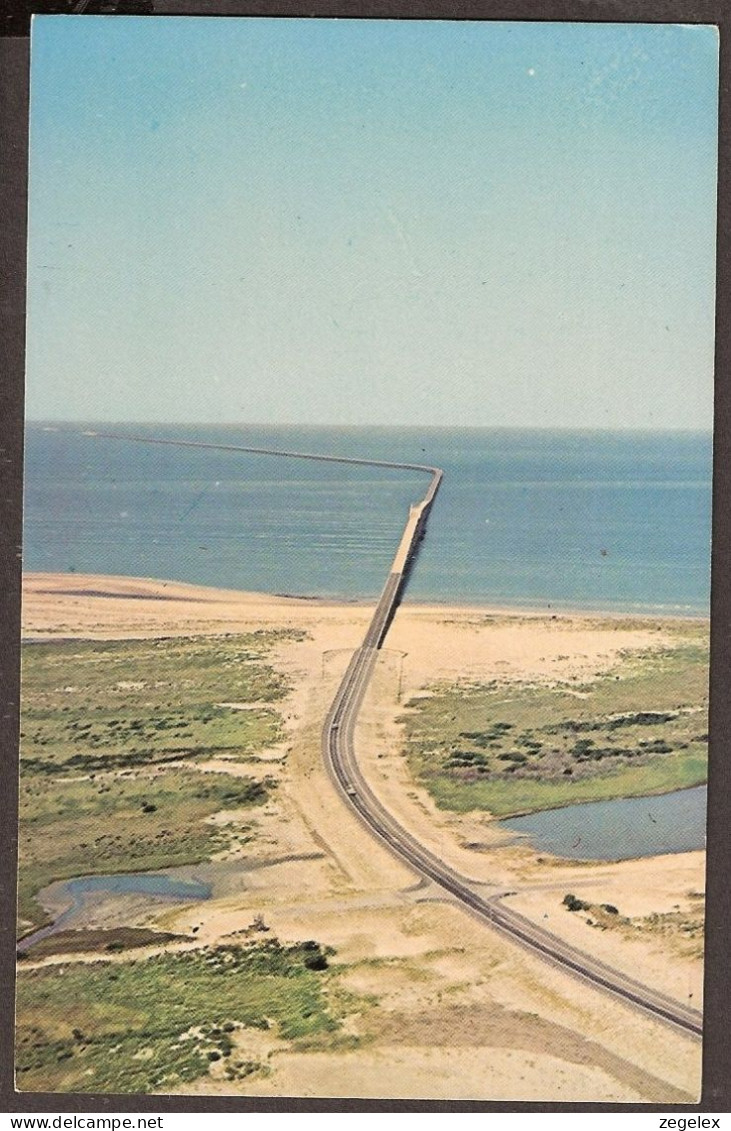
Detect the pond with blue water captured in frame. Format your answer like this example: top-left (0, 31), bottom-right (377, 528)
top-left (500, 785), bottom-right (707, 861)
top-left (18, 872), bottom-right (212, 953)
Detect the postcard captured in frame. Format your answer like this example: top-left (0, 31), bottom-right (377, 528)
top-left (15, 14), bottom-right (718, 1104)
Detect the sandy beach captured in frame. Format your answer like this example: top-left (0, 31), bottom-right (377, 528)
top-left (18, 572), bottom-right (706, 1101)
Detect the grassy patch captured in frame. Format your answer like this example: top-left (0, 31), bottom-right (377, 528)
top-left (18, 633), bottom-right (302, 935)
top-left (18, 769), bottom-right (270, 934)
top-left (400, 625), bottom-right (708, 817)
top-left (16, 938), bottom-right (342, 1093)
top-left (20, 633), bottom-right (303, 775)
top-left (17, 927), bottom-right (187, 960)
top-left (636, 904), bottom-right (705, 959)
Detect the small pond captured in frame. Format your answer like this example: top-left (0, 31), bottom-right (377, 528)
top-left (18, 872), bottom-right (211, 953)
top-left (500, 785), bottom-right (707, 861)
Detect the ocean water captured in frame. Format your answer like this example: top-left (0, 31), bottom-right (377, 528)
top-left (22, 423), bottom-right (712, 614)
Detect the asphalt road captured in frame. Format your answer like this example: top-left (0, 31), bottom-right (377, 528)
top-left (321, 471), bottom-right (703, 1041)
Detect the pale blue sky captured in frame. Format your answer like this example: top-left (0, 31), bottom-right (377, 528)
top-left (26, 18), bottom-right (719, 427)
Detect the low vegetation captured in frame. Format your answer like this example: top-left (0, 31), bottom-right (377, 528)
top-left (399, 625), bottom-right (708, 816)
top-left (560, 891), bottom-right (705, 959)
top-left (18, 768), bottom-right (270, 935)
top-left (17, 926), bottom-right (187, 960)
top-left (20, 633), bottom-right (303, 775)
top-left (18, 632), bottom-right (301, 934)
top-left (16, 631), bottom-right (358, 1096)
top-left (16, 938), bottom-right (342, 1093)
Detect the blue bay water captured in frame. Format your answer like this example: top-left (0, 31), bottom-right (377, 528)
top-left (22, 423), bottom-right (712, 614)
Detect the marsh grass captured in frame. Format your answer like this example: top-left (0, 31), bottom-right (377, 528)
top-left (20, 633), bottom-right (303, 774)
top-left (16, 939), bottom-right (341, 1093)
top-left (17, 926), bottom-right (187, 959)
top-left (400, 627), bottom-right (709, 816)
top-left (18, 632), bottom-right (300, 933)
top-left (17, 770), bottom-right (270, 933)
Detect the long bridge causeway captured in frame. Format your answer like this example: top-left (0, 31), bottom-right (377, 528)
top-left (93, 431), bottom-right (702, 1040)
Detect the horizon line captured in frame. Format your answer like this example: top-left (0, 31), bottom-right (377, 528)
top-left (25, 419), bottom-right (715, 435)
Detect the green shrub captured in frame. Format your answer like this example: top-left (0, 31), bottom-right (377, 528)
top-left (562, 893), bottom-right (589, 912)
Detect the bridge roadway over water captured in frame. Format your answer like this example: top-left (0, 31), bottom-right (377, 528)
top-left (93, 432), bottom-right (702, 1040)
